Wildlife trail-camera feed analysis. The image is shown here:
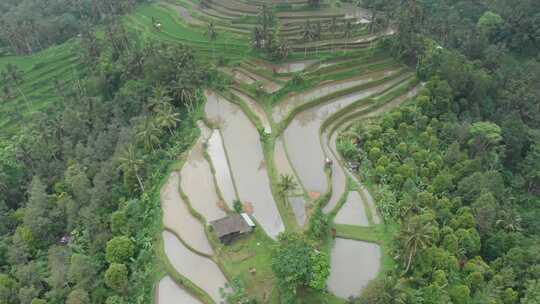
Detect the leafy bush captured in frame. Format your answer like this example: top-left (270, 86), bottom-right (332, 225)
top-left (106, 236), bottom-right (135, 264)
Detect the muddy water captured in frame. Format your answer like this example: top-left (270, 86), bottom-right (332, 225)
top-left (274, 137), bottom-right (302, 191)
top-left (322, 103), bottom-right (370, 213)
top-left (322, 130), bottom-right (346, 214)
top-left (289, 196), bottom-right (307, 227)
top-left (327, 238), bottom-right (381, 299)
top-left (230, 89), bottom-right (272, 134)
top-left (334, 192), bottom-right (369, 226)
top-left (160, 172), bottom-right (213, 255)
top-left (157, 276), bottom-right (202, 304)
top-left (273, 69), bottom-right (398, 122)
top-left (162, 231), bottom-right (228, 303)
top-left (180, 123), bottom-right (227, 222)
top-left (205, 91), bottom-right (284, 239)
top-left (207, 130), bottom-right (238, 207)
top-left (359, 185), bottom-right (381, 225)
top-left (283, 74), bottom-right (410, 196)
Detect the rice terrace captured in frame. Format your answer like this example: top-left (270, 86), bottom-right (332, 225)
top-left (2, 0), bottom-right (539, 304)
top-left (147, 1), bottom-right (415, 303)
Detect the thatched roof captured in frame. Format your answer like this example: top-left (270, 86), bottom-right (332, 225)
top-left (210, 214), bottom-right (252, 238)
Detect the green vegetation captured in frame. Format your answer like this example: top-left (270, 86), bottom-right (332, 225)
top-left (271, 232), bottom-right (330, 303)
top-left (335, 1), bottom-right (540, 302)
top-left (1, 0), bottom-right (538, 304)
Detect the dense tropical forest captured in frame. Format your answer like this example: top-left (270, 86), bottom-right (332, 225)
top-left (340, 0), bottom-right (540, 303)
top-left (0, 0), bottom-right (538, 304)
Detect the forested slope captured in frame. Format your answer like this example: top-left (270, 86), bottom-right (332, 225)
top-left (0, 1), bottom-right (216, 303)
top-left (336, 0), bottom-right (540, 303)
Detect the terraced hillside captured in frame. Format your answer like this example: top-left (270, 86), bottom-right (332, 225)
top-left (0, 0), bottom-right (387, 139)
top-left (156, 52), bottom-right (419, 303)
top-left (0, 42), bottom-right (81, 136)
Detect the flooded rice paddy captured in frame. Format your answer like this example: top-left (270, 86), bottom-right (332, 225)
top-left (158, 50), bottom-right (415, 301)
top-left (180, 123), bottom-right (227, 222)
top-left (230, 88), bottom-right (272, 134)
top-left (205, 91), bottom-right (284, 239)
top-left (283, 74), bottom-right (410, 195)
top-left (327, 238), bottom-right (381, 299)
top-left (273, 72), bottom-right (386, 122)
top-left (162, 231), bottom-right (228, 303)
top-left (334, 191), bottom-right (369, 226)
top-left (289, 196), bottom-right (307, 227)
top-left (160, 172), bottom-right (214, 255)
top-left (157, 276), bottom-right (202, 304)
top-left (206, 130), bottom-right (238, 207)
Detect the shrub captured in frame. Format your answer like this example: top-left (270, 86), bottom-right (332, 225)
top-left (105, 264), bottom-right (128, 292)
top-left (106, 236), bottom-right (134, 264)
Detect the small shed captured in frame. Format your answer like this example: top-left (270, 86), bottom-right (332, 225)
top-left (210, 213), bottom-right (255, 244)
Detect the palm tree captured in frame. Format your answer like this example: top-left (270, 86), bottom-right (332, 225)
top-left (148, 85), bottom-right (172, 113)
top-left (205, 22), bottom-right (218, 59)
top-left (251, 27), bottom-right (264, 49)
top-left (301, 20), bottom-right (316, 57)
top-left (380, 276), bottom-right (408, 304)
top-left (200, 0), bottom-right (210, 9)
top-left (119, 145), bottom-right (145, 192)
top-left (136, 117), bottom-right (162, 152)
top-left (274, 40), bottom-right (290, 60)
top-left (278, 174), bottom-right (297, 201)
top-left (171, 74), bottom-right (197, 113)
top-left (328, 16), bottom-right (338, 52)
top-left (155, 103), bottom-right (181, 135)
top-left (400, 215), bottom-right (436, 273)
top-left (308, 0), bottom-right (321, 8)
top-left (314, 21), bottom-right (322, 56)
top-left (343, 20), bottom-right (354, 53)
top-left (2, 63), bottom-right (31, 110)
top-left (258, 4), bottom-right (274, 36)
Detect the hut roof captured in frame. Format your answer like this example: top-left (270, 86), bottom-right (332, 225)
top-left (210, 214), bottom-right (252, 238)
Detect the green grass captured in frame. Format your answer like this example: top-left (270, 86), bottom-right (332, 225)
top-left (217, 229), bottom-right (279, 303)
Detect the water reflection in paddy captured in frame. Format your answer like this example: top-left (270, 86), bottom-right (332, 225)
top-left (327, 238), bottom-right (381, 299)
top-left (162, 231), bottom-right (228, 303)
top-left (205, 91), bottom-right (284, 239)
top-left (157, 276), bottom-right (202, 304)
top-left (180, 123), bottom-right (227, 222)
top-left (160, 172), bottom-right (213, 255)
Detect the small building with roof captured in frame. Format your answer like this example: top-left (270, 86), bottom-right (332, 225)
top-left (210, 213), bottom-right (255, 244)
